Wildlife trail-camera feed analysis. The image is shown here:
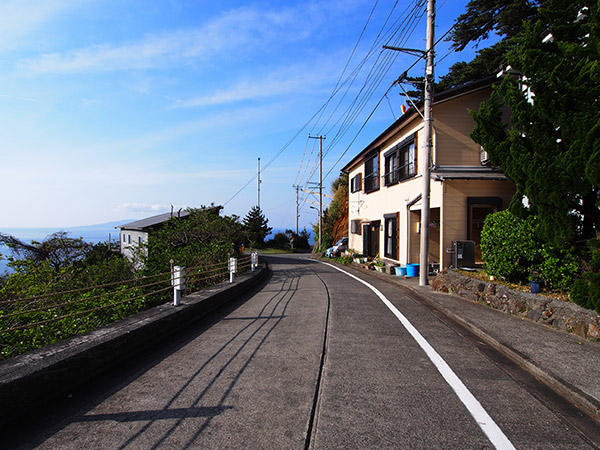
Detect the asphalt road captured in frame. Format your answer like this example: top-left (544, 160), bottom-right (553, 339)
top-left (4, 254), bottom-right (599, 449)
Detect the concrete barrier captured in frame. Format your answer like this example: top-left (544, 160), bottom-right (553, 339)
top-left (0, 265), bottom-right (268, 429)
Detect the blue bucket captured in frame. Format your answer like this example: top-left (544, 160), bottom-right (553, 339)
top-left (406, 263), bottom-right (420, 277)
top-left (395, 266), bottom-right (407, 276)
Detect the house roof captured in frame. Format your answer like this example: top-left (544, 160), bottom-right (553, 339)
top-left (431, 167), bottom-right (508, 181)
top-left (341, 75), bottom-right (498, 173)
top-left (116, 210), bottom-right (194, 231)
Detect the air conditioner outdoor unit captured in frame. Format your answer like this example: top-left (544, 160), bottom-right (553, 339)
top-left (480, 146), bottom-right (489, 165)
top-left (453, 240), bottom-right (476, 268)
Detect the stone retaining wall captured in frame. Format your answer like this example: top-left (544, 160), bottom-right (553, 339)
top-left (431, 269), bottom-right (600, 342)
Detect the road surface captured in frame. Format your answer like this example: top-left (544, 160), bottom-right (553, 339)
top-left (4, 254), bottom-right (599, 449)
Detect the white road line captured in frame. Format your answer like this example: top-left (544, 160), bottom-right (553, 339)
top-left (320, 261), bottom-right (516, 450)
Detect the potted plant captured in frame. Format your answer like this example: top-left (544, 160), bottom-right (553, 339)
top-left (373, 257), bottom-right (386, 273)
top-left (352, 253), bottom-right (364, 264)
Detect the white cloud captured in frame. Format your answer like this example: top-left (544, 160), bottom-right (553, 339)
top-left (116, 203), bottom-right (168, 214)
top-left (172, 55), bottom-right (343, 108)
top-left (174, 75), bottom-right (308, 108)
top-left (17, 5), bottom-right (312, 74)
top-left (0, 0), bottom-right (85, 52)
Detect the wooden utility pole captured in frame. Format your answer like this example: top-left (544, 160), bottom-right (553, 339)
top-left (309, 134), bottom-right (325, 250)
top-left (293, 185), bottom-right (300, 234)
top-left (383, 0), bottom-right (435, 286)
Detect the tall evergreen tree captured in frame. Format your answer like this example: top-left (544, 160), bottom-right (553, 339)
top-left (439, 0), bottom-right (541, 90)
top-left (470, 0), bottom-right (600, 246)
top-left (243, 206), bottom-right (272, 248)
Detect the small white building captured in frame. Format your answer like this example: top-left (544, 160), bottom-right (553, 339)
top-left (117, 210), bottom-right (190, 261)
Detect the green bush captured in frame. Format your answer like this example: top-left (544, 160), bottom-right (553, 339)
top-left (481, 210), bottom-right (580, 290)
top-left (537, 244), bottom-right (578, 291)
top-left (570, 240), bottom-right (600, 313)
top-left (480, 210), bottom-right (539, 282)
top-left (333, 255), bottom-right (353, 265)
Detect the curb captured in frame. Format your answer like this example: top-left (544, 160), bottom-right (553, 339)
top-left (0, 265), bottom-right (268, 429)
top-left (400, 282), bottom-right (600, 423)
top-left (320, 258), bottom-right (600, 424)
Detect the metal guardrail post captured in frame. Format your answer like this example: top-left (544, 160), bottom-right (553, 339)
top-left (172, 266), bottom-right (185, 306)
top-left (228, 257), bottom-right (237, 283)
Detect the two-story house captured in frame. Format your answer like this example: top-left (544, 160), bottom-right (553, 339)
top-left (342, 76), bottom-right (515, 271)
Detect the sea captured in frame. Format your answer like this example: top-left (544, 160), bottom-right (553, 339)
top-left (0, 223), bottom-right (314, 275)
top-left (0, 221), bottom-right (126, 275)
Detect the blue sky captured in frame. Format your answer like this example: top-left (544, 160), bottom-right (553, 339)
top-left (0, 0), bottom-right (494, 230)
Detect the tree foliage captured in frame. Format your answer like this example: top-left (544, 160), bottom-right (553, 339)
top-left (571, 240), bottom-right (600, 313)
top-left (242, 206), bottom-right (272, 249)
top-left (0, 231), bottom-right (92, 271)
top-left (440, 0), bottom-right (541, 90)
top-left (144, 207), bottom-right (244, 275)
top-left (450, 0), bottom-right (541, 52)
top-left (470, 0), bottom-right (600, 247)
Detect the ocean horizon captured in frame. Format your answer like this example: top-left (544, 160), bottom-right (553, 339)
top-left (0, 222), bottom-right (124, 275)
top-left (0, 223), bottom-right (313, 274)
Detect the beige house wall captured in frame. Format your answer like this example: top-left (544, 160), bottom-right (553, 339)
top-left (347, 116), bottom-right (444, 266)
top-left (441, 179), bottom-right (516, 267)
top-left (434, 88), bottom-right (492, 167)
top-left (346, 81), bottom-right (515, 271)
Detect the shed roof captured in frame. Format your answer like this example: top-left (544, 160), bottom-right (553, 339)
top-left (116, 210), bottom-right (191, 231)
top-left (431, 167), bottom-right (507, 181)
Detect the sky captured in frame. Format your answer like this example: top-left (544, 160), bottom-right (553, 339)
top-left (0, 0), bottom-right (494, 231)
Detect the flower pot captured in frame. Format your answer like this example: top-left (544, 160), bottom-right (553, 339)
top-left (374, 265), bottom-right (386, 273)
top-left (406, 263), bottom-right (419, 277)
top-left (395, 266), bottom-right (407, 276)
top-left (530, 281), bottom-right (541, 294)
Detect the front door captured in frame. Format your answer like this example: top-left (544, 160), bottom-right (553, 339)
top-left (384, 215), bottom-right (398, 260)
top-left (363, 220), bottom-right (380, 258)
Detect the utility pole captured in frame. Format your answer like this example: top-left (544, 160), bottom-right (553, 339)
top-left (257, 157), bottom-right (261, 210)
top-left (383, 0), bottom-right (435, 286)
top-left (419, 0), bottom-right (435, 286)
top-left (293, 185), bottom-right (300, 234)
top-left (309, 134), bottom-right (325, 250)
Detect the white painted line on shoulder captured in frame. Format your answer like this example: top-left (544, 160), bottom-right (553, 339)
top-left (319, 261), bottom-right (516, 450)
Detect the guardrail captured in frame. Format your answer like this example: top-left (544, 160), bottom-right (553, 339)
top-left (0, 253), bottom-right (258, 360)
top-left (0, 256), bottom-right (267, 430)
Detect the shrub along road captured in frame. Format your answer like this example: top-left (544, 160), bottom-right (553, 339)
top-left (4, 254), bottom-right (599, 449)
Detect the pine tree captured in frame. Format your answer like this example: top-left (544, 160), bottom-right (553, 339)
top-left (470, 0), bottom-right (600, 247)
top-left (243, 206), bottom-right (272, 248)
top-left (439, 0), bottom-right (541, 90)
